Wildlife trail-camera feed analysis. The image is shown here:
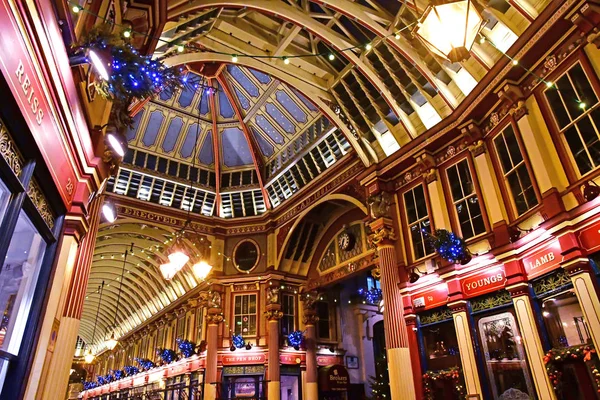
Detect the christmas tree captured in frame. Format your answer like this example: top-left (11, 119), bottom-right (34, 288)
top-left (369, 354), bottom-right (391, 399)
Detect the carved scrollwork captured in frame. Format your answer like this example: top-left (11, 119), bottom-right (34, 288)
top-left (0, 123), bottom-right (22, 178)
top-left (367, 191), bottom-right (392, 219)
top-left (205, 313), bottom-right (224, 325)
top-left (265, 310), bottom-right (283, 321)
top-left (300, 291), bottom-right (319, 311)
top-left (303, 313), bottom-right (319, 326)
top-left (367, 226), bottom-right (397, 247)
top-left (266, 287), bottom-right (280, 305)
top-left (208, 291), bottom-right (222, 309)
top-left (27, 179), bottom-right (55, 229)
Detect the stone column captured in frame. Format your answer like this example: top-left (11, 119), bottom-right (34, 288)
top-left (266, 303), bottom-right (283, 400)
top-left (301, 292), bottom-right (319, 400)
top-left (507, 283), bottom-right (557, 400)
top-left (38, 198), bottom-right (102, 400)
top-left (204, 288), bottom-right (223, 400)
top-left (449, 301), bottom-right (484, 398)
top-left (368, 216), bottom-right (416, 400)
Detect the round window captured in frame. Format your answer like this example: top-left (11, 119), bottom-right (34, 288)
top-left (234, 240), bottom-right (260, 272)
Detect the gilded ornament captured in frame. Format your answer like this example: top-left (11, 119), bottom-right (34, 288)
top-left (367, 226), bottom-right (397, 247)
top-left (367, 191), bottom-right (392, 219)
top-left (265, 310), bottom-right (283, 321)
top-left (205, 313), bottom-right (224, 325)
top-left (370, 267), bottom-right (381, 280)
top-left (0, 123), bottom-right (23, 177)
top-left (266, 287), bottom-right (280, 305)
top-left (302, 313), bottom-right (319, 325)
top-left (27, 179), bottom-right (55, 229)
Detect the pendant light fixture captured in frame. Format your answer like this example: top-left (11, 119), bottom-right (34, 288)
top-left (414, 0), bottom-right (485, 63)
top-left (105, 243), bottom-right (133, 350)
top-left (84, 281), bottom-right (105, 363)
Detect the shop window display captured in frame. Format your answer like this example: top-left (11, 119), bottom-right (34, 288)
top-left (541, 290), bottom-right (591, 348)
top-left (476, 312), bottom-right (535, 399)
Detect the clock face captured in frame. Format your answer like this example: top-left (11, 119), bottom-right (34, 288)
top-left (338, 232), bottom-right (354, 251)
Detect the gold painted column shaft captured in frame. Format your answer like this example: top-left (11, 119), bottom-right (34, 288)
top-left (508, 284), bottom-right (557, 400)
top-left (368, 217), bottom-right (416, 400)
top-left (449, 302), bottom-right (483, 397)
top-left (301, 292), bottom-right (319, 400)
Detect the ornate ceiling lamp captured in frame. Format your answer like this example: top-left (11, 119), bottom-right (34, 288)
top-left (414, 0), bottom-right (485, 63)
top-left (84, 281), bottom-right (105, 363)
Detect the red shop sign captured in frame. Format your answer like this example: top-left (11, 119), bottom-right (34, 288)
top-left (280, 353), bottom-right (304, 365)
top-left (522, 240), bottom-right (563, 279)
top-left (316, 355), bottom-right (343, 366)
top-left (412, 283), bottom-right (449, 310)
top-left (221, 353), bottom-right (266, 365)
top-left (0, 0), bottom-right (75, 206)
top-left (578, 220), bottom-right (600, 253)
top-left (460, 267), bottom-right (507, 298)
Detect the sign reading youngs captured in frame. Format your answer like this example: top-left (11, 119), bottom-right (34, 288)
top-left (460, 267), bottom-right (507, 298)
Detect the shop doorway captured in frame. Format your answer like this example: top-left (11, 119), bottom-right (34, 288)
top-left (220, 366), bottom-right (266, 399)
top-left (281, 366), bottom-right (301, 400)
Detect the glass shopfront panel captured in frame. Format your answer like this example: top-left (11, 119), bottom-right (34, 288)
top-left (281, 374), bottom-right (300, 400)
top-left (474, 309), bottom-right (534, 399)
top-left (541, 290), bottom-right (591, 348)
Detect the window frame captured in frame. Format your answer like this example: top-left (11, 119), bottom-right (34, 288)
top-left (487, 119), bottom-right (541, 221)
top-left (441, 153), bottom-right (490, 241)
top-left (280, 293), bottom-right (297, 338)
top-left (536, 52), bottom-right (600, 184)
top-left (315, 299), bottom-right (337, 343)
top-left (232, 293), bottom-right (259, 337)
top-left (398, 180), bottom-right (436, 264)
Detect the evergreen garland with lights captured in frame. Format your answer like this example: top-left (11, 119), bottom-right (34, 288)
top-left (83, 381), bottom-right (98, 390)
top-left (427, 229), bottom-right (471, 265)
top-left (75, 24), bottom-right (183, 130)
top-left (543, 344), bottom-right (599, 397)
top-left (358, 287), bottom-right (383, 304)
top-left (177, 338), bottom-right (196, 358)
top-left (232, 334), bottom-right (245, 349)
top-left (157, 348), bottom-right (178, 364)
top-left (112, 369), bottom-right (124, 380)
top-left (369, 355), bottom-right (391, 399)
top-left (422, 367), bottom-right (467, 400)
top-left (287, 330), bottom-right (303, 350)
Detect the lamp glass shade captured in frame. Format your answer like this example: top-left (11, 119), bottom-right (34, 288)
top-left (87, 49), bottom-right (110, 81)
top-left (107, 133), bottom-right (126, 157)
top-left (192, 261), bottom-right (212, 280)
top-left (168, 250), bottom-right (189, 269)
top-left (84, 349), bottom-right (95, 364)
top-left (105, 334), bottom-right (118, 350)
top-left (101, 202), bottom-right (117, 223)
top-left (160, 262), bottom-right (178, 280)
top-left (415, 0), bottom-right (483, 63)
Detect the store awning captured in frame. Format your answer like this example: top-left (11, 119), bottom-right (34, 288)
top-left (318, 364), bottom-right (349, 392)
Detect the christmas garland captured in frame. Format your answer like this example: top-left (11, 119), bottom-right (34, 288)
top-left (422, 367), bottom-right (467, 400)
top-left (75, 24), bottom-right (183, 131)
top-left (157, 348), bottom-right (178, 364)
top-left (427, 229), bottom-right (472, 265)
top-left (357, 287), bottom-right (382, 304)
top-left (135, 357), bottom-right (156, 371)
top-left (544, 344), bottom-right (599, 397)
top-left (123, 365), bottom-right (139, 376)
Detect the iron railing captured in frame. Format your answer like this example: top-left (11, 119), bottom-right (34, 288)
top-left (87, 381), bottom-right (203, 400)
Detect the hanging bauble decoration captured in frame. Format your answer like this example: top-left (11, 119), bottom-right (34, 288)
top-left (427, 229), bottom-right (471, 265)
top-left (287, 330), bottom-right (304, 350)
top-left (123, 365), bottom-right (139, 376)
top-left (157, 348), bottom-right (178, 364)
top-left (177, 338), bottom-right (196, 358)
top-left (83, 381), bottom-right (98, 390)
top-left (134, 357), bottom-right (155, 371)
top-left (112, 370), bottom-right (124, 380)
top-left (232, 334), bottom-right (245, 349)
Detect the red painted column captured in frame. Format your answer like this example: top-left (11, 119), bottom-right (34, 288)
top-left (301, 293), bottom-right (319, 400)
top-left (266, 302), bottom-right (282, 400)
top-left (404, 315), bottom-right (423, 399)
top-left (204, 288), bottom-right (223, 400)
top-left (368, 217), bottom-right (416, 400)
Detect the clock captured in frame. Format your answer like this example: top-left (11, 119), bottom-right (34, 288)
top-left (338, 232), bottom-right (355, 251)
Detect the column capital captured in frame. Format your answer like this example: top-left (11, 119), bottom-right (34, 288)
top-left (198, 291), bottom-right (210, 308)
top-left (205, 312), bottom-right (224, 325)
top-left (367, 217), bottom-right (397, 247)
top-left (468, 139), bottom-right (487, 157)
top-left (303, 311), bottom-right (319, 326)
top-left (300, 290), bottom-right (319, 312)
top-left (265, 309), bottom-right (283, 321)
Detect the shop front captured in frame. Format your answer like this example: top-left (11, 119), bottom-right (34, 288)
top-left (317, 364), bottom-right (349, 400)
top-left (280, 352), bottom-right (305, 400)
top-left (220, 352), bottom-right (267, 399)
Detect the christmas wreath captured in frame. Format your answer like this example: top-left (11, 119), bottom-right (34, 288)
top-left (177, 338), bottom-right (196, 358)
top-left (544, 344), bottom-right (600, 397)
top-left (422, 367), bottom-right (467, 400)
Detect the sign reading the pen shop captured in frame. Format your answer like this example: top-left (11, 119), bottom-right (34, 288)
top-left (221, 353), bottom-right (266, 365)
top-left (522, 239), bottom-right (563, 279)
top-left (460, 267), bottom-right (507, 298)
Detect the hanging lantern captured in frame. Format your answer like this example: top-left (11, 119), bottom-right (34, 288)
top-left (160, 263), bottom-right (178, 280)
top-left (84, 348), bottom-right (96, 364)
top-left (414, 0), bottom-right (484, 63)
top-left (192, 261), bottom-right (213, 280)
top-left (167, 237), bottom-right (189, 269)
top-left (105, 333), bottom-right (118, 350)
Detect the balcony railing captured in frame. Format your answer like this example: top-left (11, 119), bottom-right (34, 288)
top-left (86, 381), bottom-right (203, 400)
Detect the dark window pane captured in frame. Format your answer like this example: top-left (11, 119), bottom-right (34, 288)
top-left (545, 87), bottom-right (570, 129)
top-left (410, 224), bottom-right (425, 260)
top-left (457, 161), bottom-right (474, 195)
top-left (468, 197), bottom-right (486, 236)
top-left (404, 190), bottom-right (418, 223)
top-left (494, 135), bottom-right (512, 173)
top-left (570, 64), bottom-right (598, 107)
top-left (504, 126), bottom-right (523, 166)
top-left (564, 125), bottom-right (593, 174)
top-left (455, 200), bottom-right (474, 239)
top-left (414, 185), bottom-right (428, 218)
top-left (447, 165), bottom-right (463, 201)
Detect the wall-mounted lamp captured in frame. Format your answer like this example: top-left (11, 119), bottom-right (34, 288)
top-left (101, 201), bottom-right (117, 223)
top-left (583, 181), bottom-right (600, 202)
top-left (408, 266), bottom-right (427, 284)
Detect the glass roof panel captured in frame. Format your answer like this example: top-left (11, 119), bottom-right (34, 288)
top-left (266, 103), bottom-right (295, 134)
top-left (179, 123), bottom-right (201, 159)
top-left (217, 84), bottom-right (235, 119)
top-left (252, 127), bottom-right (274, 157)
top-left (290, 88), bottom-right (318, 112)
top-left (142, 110), bottom-right (165, 147)
top-left (221, 127), bottom-right (254, 167)
top-left (162, 116), bottom-right (184, 153)
top-left (126, 110), bottom-right (144, 141)
top-left (198, 129), bottom-right (213, 165)
top-left (255, 115), bottom-right (285, 144)
top-left (234, 86), bottom-right (251, 110)
top-left (275, 90), bottom-right (307, 123)
top-left (228, 65), bottom-right (259, 97)
top-left (248, 67), bottom-right (271, 85)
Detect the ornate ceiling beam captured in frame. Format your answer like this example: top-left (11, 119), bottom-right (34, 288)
top-left (216, 73), bottom-right (272, 210)
top-left (273, 25), bottom-right (302, 57)
top-left (208, 78), bottom-right (222, 217)
top-left (165, 52), bottom-right (371, 166)
top-left (167, 0), bottom-right (408, 123)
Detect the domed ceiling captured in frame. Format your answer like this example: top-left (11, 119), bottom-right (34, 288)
top-left (108, 63), bottom-right (351, 218)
